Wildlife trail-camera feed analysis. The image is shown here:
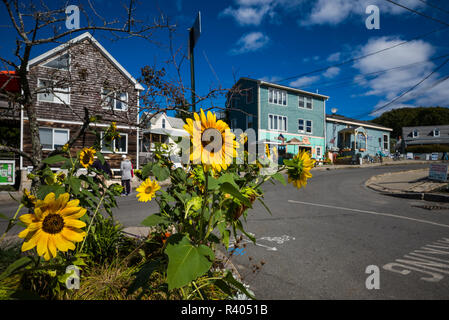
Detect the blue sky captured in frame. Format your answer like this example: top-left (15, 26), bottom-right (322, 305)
top-left (1, 0), bottom-right (449, 120)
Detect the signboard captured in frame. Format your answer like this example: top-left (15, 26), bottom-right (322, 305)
top-left (406, 152), bottom-right (413, 160)
top-left (0, 160), bottom-right (15, 185)
top-left (429, 164), bottom-right (448, 182)
top-left (188, 11), bottom-right (201, 59)
top-left (431, 152), bottom-right (439, 161)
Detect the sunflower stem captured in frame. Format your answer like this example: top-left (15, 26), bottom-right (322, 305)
top-left (0, 203), bottom-right (24, 244)
top-left (78, 193), bottom-right (105, 253)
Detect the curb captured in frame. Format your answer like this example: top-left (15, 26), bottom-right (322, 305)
top-left (365, 170), bottom-right (449, 203)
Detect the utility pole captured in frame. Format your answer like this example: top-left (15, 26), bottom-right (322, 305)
top-left (188, 12), bottom-right (201, 113)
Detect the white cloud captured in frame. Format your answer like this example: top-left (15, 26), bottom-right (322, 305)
top-left (221, 3), bottom-right (272, 26)
top-left (323, 67), bottom-right (341, 78)
top-left (230, 32), bottom-right (270, 55)
top-left (300, 0), bottom-right (425, 27)
top-left (327, 52), bottom-right (341, 62)
top-left (289, 75), bottom-right (320, 88)
top-left (259, 75), bottom-right (283, 82)
top-left (352, 36), bottom-right (449, 115)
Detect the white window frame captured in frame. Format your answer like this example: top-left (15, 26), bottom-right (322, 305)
top-left (299, 95), bottom-right (313, 110)
top-left (305, 120), bottom-right (313, 134)
top-left (39, 127), bottom-right (70, 151)
top-left (268, 114), bottom-right (287, 132)
top-left (101, 88), bottom-right (128, 111)
top-left (101, 132), bottom-right (128, 154)
top-left (434, 128), bottom-right (440, 137)
top-left (37, 78), bottom-right (70, 105)
top-left (412, 129), bottom-right (419, 138)
top-left (298, 118), bottom-right (305, 133)
top-left (383, 134), bottom-right (389, 151)
top-left (316, 146), bottom-right (322, 158)
top-left (268, 88), bottom-right (287, 106)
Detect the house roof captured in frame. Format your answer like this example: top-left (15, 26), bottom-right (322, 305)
top-left (326, 114), bottom-right (393, 132)
top-left (142, 112), bottom-right (186, 130)
top-left (237, 77), bottom-right (330, 100)
top-left (27, 32), bottom-right (144, 91)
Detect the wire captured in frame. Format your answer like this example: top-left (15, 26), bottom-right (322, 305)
top-left (416, 0), bottom-right (449, 16)
top-left (384, 0), bottom-right (449, 27)
top-left (274, 25), bottom-right (449, 85)
top-left (352, 57), bottom-right (449, 118)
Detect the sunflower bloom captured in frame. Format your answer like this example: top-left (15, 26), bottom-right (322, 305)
top-left (18, 192), bottom-right (87, 260)
top-left (136, 178), bottom-right (161, 202)
top-left (183, 109), bottom-right (237, 173)
top-left (285, 150), bottom-right (316, 189)
top-left (79, 147), bottom-right (96, 168)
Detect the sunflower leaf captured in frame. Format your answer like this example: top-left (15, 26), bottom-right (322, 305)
top-left (271, 172), bottom-right (286, 186)
top-left (36, 185), bottom-right (65, 200)
top-left (0, 256), bottom-right (33, 281)
top-left (220, 182), bottom-right (252, 208)
top-left (152, 163), bottom-right (170, 181)
top-left (165, 234), bottom-right (214, 290)
top-left (42, 154), bottom-right (67, 164)
top-left (141, 214), bottom-right (170, 227)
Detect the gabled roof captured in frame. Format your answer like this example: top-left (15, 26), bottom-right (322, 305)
top-left (27, 32), bottom-right (144, 91)
top-left (142, 112), bottom-right (186, 130)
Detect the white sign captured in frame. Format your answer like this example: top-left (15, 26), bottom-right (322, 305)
top-left (429, 164), bottom-right (448, 182)
top-left (407, 152), bottom-right (413, 160)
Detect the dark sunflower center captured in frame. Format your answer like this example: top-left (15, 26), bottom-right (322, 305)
top-left (82, 152), bottom-right (92, 164)
top-left (201, 128), bottom-right (222, 152)
top-left (42, 214), bottom-right (64, 234)
top-left (145, 186), bottom-right (153, 194)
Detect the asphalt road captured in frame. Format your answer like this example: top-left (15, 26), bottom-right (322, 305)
top-left (2, 163), bottom-right (449, 299)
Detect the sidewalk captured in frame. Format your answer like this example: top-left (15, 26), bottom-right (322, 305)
top-left (312, 159), bottom-right (446, 171)
top-left (365, 168), bottom-right (449, 202)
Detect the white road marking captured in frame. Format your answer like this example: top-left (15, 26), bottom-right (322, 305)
top-left (229, 234), bottom-right (296, 252)
top-left (288, 200), bottom-right (449, 229)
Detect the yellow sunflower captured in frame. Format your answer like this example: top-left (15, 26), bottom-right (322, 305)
top-left (79, 147), bottom-right (96, 168)
top-left (21, 188), bottom-right (37, 208)
top-left (285, 150), bottom-right (316, 189)
top-left (136, 178), bottom-right (161, 202)
top-left (183, 109), bottom-right (237, 173)
top-left (18, 192), bottom-right (87, 261)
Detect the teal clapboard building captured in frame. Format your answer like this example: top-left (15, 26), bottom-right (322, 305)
top-left (226, 77), bottom-right (329, 161)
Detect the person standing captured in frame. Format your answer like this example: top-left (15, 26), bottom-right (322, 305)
top-left (120, 155), bottom-right (132, 196)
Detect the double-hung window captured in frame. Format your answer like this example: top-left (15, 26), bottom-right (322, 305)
top-left (37, 79), bottom-right (70, 104)
top-left (268, 88), bottom-right (287, 106)
top-left (306, 120), bottom-right (312, 134)
top-left (268, 114), bottom-right (287, 132)
top-left (299, 119), bottom-right (312, 134)
top-left (101, 131), bottom-right (128, 154)
top-left (383, 134), bottom-right (389, 150)
top-left (39, 128), bottom-right (70, 150)
top-left (299, 95), bottom-right (313, 109)
top-left (298, 119), bottom-right (304, 133)
top-left (101, 88), bottom-right (128, 111)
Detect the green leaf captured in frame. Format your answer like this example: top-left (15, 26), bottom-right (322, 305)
top-left (220, 182), bottom-right (252, 208)
top-left (152, 164), bottom-right (170, 181)
top-left (0, 257), bottom-right (32, 281)
top-left (68, 177), bottom-right (82, 195)
top-left (223, 271), bottom-right (255, 300)
top-left (42, 154), bottom-right (67, 165)
top-left (36, 185), bottom-right (65, 200)
top-left (165, 235), bottom-right (215, 290)
top-left (141, 163), bottom-right (153, 179)
top-left (217, 173), bottom-right (240, 190)
top-left (96, 152), bottom-right (105, 165)
top-left (217, 222), bottom-right (230, 249)
top-left (271, 172), bottom-right (286, 186)
top-left (141, 214), bottom-right (170, 227)
top-left (257, 198), bottom-right (272, 216)
top-left (207, 175), bottom-right (220, 191)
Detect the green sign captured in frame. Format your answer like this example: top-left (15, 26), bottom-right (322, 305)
top-left (0, 161), bottom-right (15, 185)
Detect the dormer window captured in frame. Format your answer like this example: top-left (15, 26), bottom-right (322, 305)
top-left (162, 118), bottom-right (166, 129)
top-left (43, 53), bottom-right (69, 70)
top-left (434, 128), bottom-right (440, 137)
top-left (412, 129), bottom-right (419, 138)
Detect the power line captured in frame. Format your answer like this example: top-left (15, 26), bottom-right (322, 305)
top-left (384, 0), bottom-right (449, 27)
top-left (300, 52), bottom-right (449, 91)
top-left (353, 57), bottom-right (449, 118)
top-left (274, 25), bottom-right (449, 85)
top-left (416, 0), bottom-right (449, 16)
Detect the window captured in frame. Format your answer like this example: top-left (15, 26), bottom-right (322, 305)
top-left (162, 118), bottom-right (166, 129)
top-left (43, 53), bottom-right (69, 70)
top-left (268, 88), bottom-right (287, 106)
top-left (246, 115), bottom-right (254, 129)
top-left (101, 132), bottom-right (128, 154)
top-left (299, 95), bottom-right (313, 109)
top-left (101, 88), bottom-right (128, 111)
top-left (37, 79), bottom-right (70, 104)
top-left (268, 114), bottom-right (287, 132)
top-left (316, 146), bottom-right (322, 157)
top-left (383, 134), bottom-right (389, 150)
top-left (39, 128), bottom-right (69, 150)
top-left (434, 128), bottom-right (440, 137)
top-left (306, 120), bottom-right (312, 134)
top-left (298, 119), bottom-right (304, 132)
top-left (412, 129), bottom-right (419, 138)
top-left (246, 88), bottom-right (254, 104)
